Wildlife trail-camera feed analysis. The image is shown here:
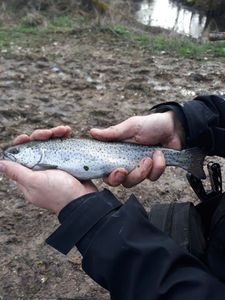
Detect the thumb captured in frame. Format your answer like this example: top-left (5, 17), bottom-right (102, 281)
top-left (0, 160), bottom-right (34, 186)
top-left (90, 117), bottom-right (139, 141)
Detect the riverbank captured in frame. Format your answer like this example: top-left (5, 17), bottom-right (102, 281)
top-left (0, 15), bottom-right (225, 58)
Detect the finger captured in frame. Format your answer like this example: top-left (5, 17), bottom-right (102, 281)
top-left (103, 168), bottom-right (128, 187)
top-left (0, 161), bottom-right (34, 186)
top-left (51, 125), bottom-right (72, 138)
top-left (12, 134), bottom-right (31, 145)
top-left (122, 157), bottom-right (153, 188)
top-left (148, 150), bottom-right (166, 181)
top-left (30, 129), bottom-right (54, 140)
top-left (30, 126), bottom-right (72, 140)
top-left (90, 117), bottom-right (140, 141)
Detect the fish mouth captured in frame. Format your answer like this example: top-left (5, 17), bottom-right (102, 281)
top-left (2, 152), bottom-right (16, 162)
top-left (0, 151), bottom-right (4, 160)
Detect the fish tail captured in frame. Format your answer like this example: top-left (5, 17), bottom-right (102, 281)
top-left (182, 147), bottom-right (206, 179)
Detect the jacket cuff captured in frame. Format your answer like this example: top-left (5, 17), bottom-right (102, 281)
top-left (46, 189), bottom-right (122, 255)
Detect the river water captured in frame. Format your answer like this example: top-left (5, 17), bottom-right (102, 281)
top-left (134, 0), bottom-right (212, 39)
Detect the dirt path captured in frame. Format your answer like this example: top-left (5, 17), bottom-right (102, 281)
top-left (0, 28), bottom-right (224, 299)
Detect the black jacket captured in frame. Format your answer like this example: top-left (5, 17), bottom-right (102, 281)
top-left (47, 94), bottom-right (225, 299)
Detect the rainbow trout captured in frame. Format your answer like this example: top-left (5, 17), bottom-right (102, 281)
top-left (3, 138), bottom-right (206, 180)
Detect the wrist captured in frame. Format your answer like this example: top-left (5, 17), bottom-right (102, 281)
top-left (54, 180), bottom-right (97, 215)
top-left (163, 110), bottom-right (186, 149)
top-left (151, 102), bottom-right (188, 148)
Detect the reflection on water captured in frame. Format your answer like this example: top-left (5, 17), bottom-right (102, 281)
top-left (135, 0), bottom-right (207, 38)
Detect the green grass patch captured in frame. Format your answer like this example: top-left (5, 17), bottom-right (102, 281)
top-left (49, 15), bottom-right (77, 28)
top-left (0, 18), bottom-right (224, 58)
top-left (0, 25), bottom-right (49, 49)
top-left (110, 24), bottom-right (225, 58)
top-left (0, 15), bottom-right (85, 49)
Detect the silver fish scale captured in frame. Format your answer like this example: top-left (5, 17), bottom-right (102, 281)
top-left (39, 139), bottom-right (180, 178)
top-left (34, 139), bottom-right (151, 178)
top-left (3, 138), bottom-right (206, 179)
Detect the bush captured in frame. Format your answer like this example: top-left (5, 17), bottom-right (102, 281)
top-left (21, 12), bottom-right (46, 27)
top-left (177, 0), bottom-right (225, 14)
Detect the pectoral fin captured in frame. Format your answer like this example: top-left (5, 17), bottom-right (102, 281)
top-left (32, 163), bottom-right (58, 170)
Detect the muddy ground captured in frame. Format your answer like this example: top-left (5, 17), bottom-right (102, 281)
top-left (0, 27), bottom-right (224, 299)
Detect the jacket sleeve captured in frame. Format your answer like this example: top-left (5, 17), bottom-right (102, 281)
top-left (152, 94), bottom-right (225, 156)
top-left (46, 189), bottom-right (225, 300)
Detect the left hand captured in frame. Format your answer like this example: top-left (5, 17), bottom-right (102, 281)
top-left (90, 111), bottom-right (184, 187)
top-left (0, 126), bottom-right (97, 215)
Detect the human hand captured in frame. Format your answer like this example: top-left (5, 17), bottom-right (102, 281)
top-left (90, 111), bottom-right (184, 187)
top-left (0, 126), bottom-right (97, 214)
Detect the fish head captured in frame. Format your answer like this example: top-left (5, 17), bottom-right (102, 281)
top-left (3, 142), bottom-right (42, 169)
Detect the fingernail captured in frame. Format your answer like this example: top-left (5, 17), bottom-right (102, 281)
top-left (90, 128), bottom-right (105, 135)
top-left (154, 150), bottom-right (163, 157)
top-left (142, 158), bottom-right (152, 169)
top-left (0, 163), bottom-right (6, 173)
top-left (92, 128), bottom-right (104, 132)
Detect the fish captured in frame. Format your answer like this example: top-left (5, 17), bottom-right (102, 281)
top-left (3, 138), bottom-right (206, 180)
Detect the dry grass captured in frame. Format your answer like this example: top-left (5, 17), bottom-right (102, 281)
top-left (0, 0), bottom-right (80, 14)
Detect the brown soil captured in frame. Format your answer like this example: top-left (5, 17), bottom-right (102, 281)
top-left (0, 27), bottom-right (224, 299)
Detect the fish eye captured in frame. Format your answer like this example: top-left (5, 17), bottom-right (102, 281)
top-left (9, 148), bottom-right (20, 155)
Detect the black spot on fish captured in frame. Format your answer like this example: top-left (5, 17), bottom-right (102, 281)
top-left (84, 165), bottom-right (89, 171)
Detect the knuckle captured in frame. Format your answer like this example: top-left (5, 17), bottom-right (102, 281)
top-left (7, 170), bottom-right (19, 182)
top-left (134, 134), bottom-right (143, 143)
top-left (32, 129), bottom-right (41, 135)
top-left (123, 174), bottom-right (142, 188)
top-left (139, 167), bottom-right (148, 179)
top-left (111, 178), bottom-right (123, 187)
top-left (103, 176), bottom-right (118, 187)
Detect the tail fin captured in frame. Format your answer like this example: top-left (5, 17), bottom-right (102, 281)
top-left (182, 147), bottom-right (206, 179)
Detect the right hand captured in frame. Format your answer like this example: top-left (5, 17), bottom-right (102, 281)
top-left (90, 111), bottom-right (185, 187)
top-left (0, 126), bottom-right (97, 215)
